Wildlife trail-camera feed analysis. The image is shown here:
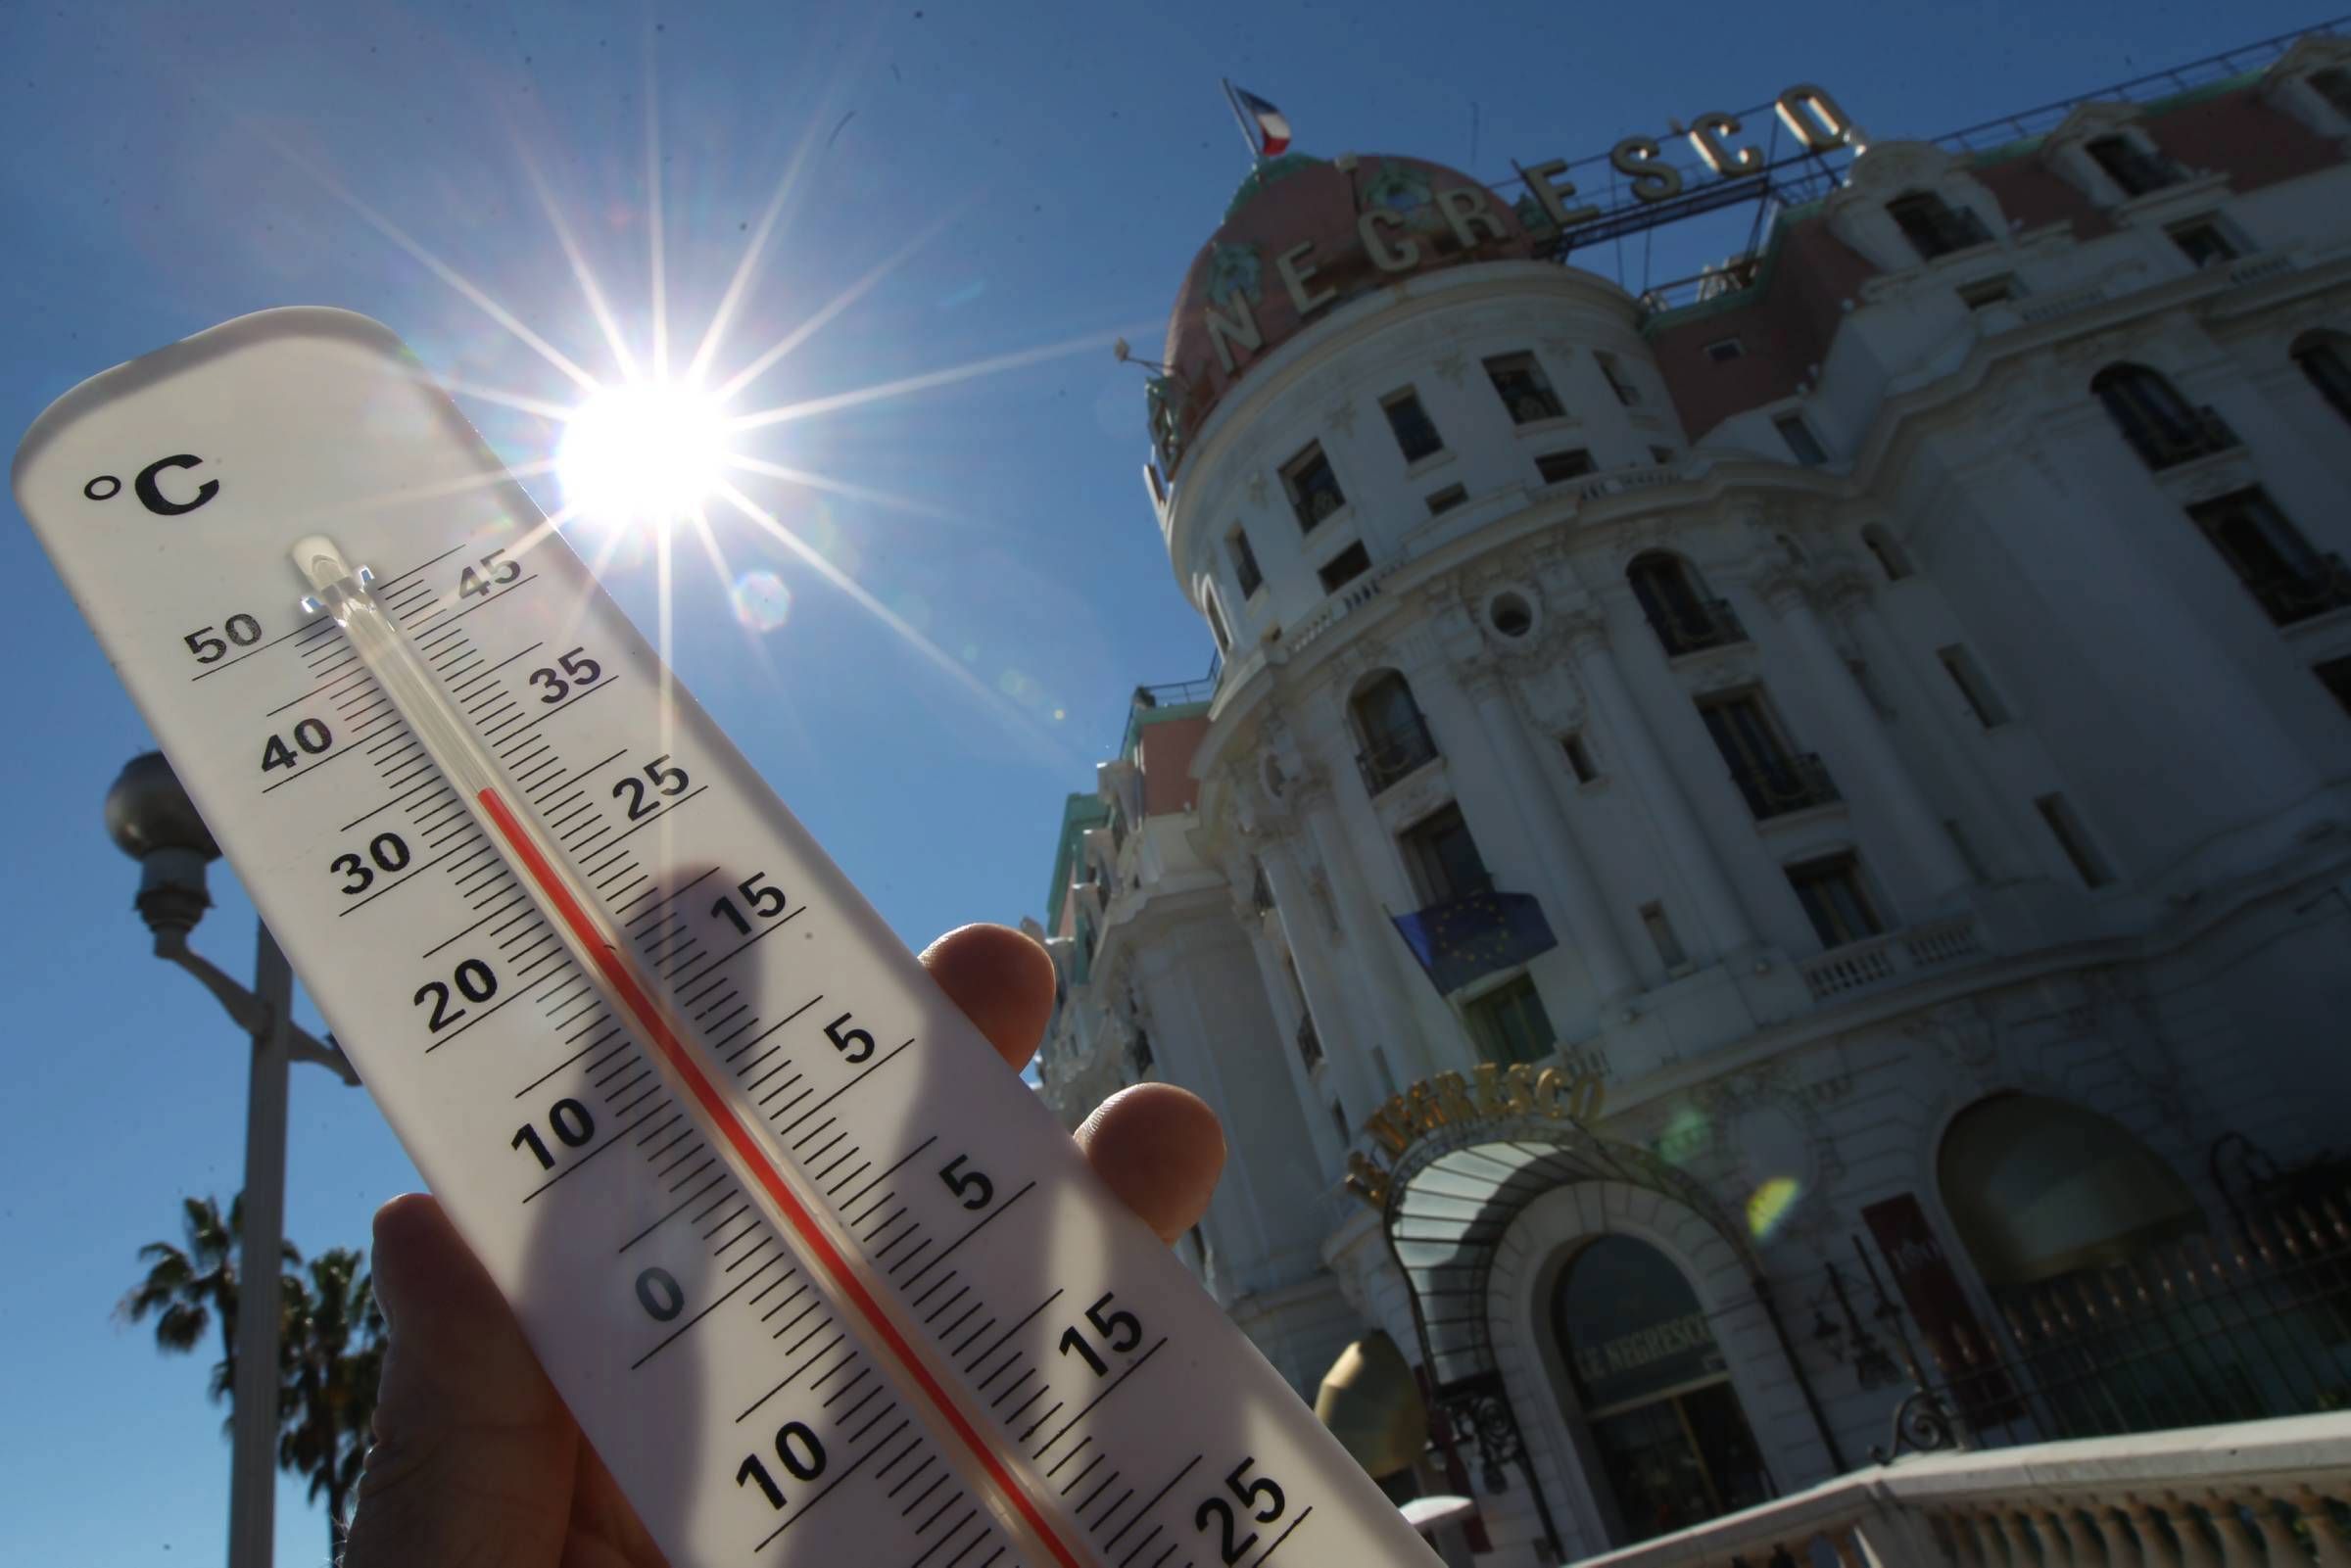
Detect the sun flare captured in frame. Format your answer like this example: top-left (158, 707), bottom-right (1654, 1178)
top-left (557, 380), bottom-right (730, 531)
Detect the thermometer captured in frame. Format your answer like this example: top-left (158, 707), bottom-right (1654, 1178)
top-left (15, 309), bottom-right (1440, 1568)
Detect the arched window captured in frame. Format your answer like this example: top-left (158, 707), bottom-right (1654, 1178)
top-left (1627, 551), bottom-right (1746, 656)
top-left (2292, 330), bottom-right (2351, 426)
top-left (1941, 1095), bottom-right (2203, 1295)
top-left (1350, 671), bottom-right (1439, 793)
top-left (1551, 1235), bottom-right (1769, 1544)
top-left (2090, 362), bottom-right (2236, 468)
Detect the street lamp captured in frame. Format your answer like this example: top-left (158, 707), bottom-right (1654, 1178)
top-left (106, 752), bottom-right (359, 1568)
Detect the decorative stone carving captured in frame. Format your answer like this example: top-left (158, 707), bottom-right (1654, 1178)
top-left (1902, 998), bottom-right (2002, 1080)
top-left (1327, 396), bottom-right (1360, 439)
top-left (1244, 470), bottom-right (1269, 507)
top-left (1433, 348), bottom-right (1469, 387)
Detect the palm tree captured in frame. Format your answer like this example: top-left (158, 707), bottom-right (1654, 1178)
top-left (277, 1248), bottom-right (386, 1555)
top-left (116, 1193), bottom-right (302, 1416)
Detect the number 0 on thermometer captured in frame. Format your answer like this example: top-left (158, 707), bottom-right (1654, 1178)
top-left (15, 309), bottom-right (1440, 1568)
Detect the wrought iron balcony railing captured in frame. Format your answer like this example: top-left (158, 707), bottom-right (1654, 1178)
top-left (2248, 550), bottom-right (2351, 626)
top-left (1646, 596), bottom-right (1748, 657)
top-left (1729, 752), bottom-right (1841, 820)
top-left (1356, 713), bottom-right (1441, 794)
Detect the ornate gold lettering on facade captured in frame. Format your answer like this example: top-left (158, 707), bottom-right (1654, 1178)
top-left (1344, 1064), bottom-right (1608, 1211)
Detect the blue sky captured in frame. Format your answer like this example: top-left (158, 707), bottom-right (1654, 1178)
top-left (0, 1), bottom-right (2331, 1559)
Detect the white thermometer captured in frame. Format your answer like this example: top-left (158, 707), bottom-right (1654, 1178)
top-left (15, 309), bottom-right (1439, 1568)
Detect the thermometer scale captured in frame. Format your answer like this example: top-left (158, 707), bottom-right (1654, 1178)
top-left (15, 309), bottom-right (1440, 1568)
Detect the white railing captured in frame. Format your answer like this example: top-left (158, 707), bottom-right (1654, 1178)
top-left (1799, 916), bottom-right (1984, 1002)
top-left (1572, 1412), bottom-right (2351, 1568)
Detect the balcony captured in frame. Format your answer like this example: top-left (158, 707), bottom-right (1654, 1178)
top-left (1356, 713), bottom-right (1441, 794)
top-left (1572, 1411), bottom-right (2351, 1568)
top-left (1799, 916), bottom-right (1983, 1002)
top-left (2247, 551), bottom-right (2351, 627)
top-left (2131, 405), bottom-right (2240, 469)
top-left (1646, 596), bottom-right (1748, 657)
top-left (1728, 752), bottom-right (1841, 821)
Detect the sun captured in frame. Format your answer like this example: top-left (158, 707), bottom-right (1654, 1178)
top-left (557, 379), bottom-right (730, 531)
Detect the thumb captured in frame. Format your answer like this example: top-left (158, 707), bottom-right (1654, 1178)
top-left (342, 1193), bottom-right (579, 1568)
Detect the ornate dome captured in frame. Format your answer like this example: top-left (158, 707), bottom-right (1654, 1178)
top-left (1153, 154), bottom-right (1536, 478)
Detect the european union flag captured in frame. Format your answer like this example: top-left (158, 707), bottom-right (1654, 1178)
top-left (1390, 888), bottom-right (1559, 995)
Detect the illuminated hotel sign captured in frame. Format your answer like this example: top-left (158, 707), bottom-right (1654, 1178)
top-left (1200, 83), bottom-right (1862, 378)
top-left (1345, 1062), bottom-right (1607, 1212)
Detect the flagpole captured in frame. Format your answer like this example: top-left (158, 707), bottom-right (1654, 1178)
top-left (1220, 77), bottom-right (1265, 166)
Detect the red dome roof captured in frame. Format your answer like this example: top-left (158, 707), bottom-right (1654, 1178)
top-left (1156, 155), bottom-right (1535, 473)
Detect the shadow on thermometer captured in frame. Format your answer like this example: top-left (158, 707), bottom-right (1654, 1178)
top-left (477, 832), bottom-right (1364, 1567)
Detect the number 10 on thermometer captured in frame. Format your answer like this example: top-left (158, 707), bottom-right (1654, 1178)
top-left (14, 309), bottom-right (1442, 1568)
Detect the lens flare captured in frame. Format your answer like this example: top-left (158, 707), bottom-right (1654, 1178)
top-left (732, 569), bottom-right (793, 633)
top-left (558, 380), bottom-right (729, 529)
top-left (1746, 1176), bottom-right (1803, 1241)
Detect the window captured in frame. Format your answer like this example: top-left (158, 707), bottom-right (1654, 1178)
top-left (2293, 332), bottom-right (2351, 425)
top-left (1401, 803), bottom-right (1491, 905)
top-left (2315, 657), bottom-right (2351, 719)
top-left (1700, 689), bottom-right (1839, 819)
top-left (1296, 1012), bottom-right (1323, 1072)
top-left (1651, 445), bottom-right (1678, 465)
top-left (2169, 220), bottom-right (2239, 268)
top-left (2185, 488), bottom-right (2351, 626)
top-left (1488, 592), bottom-right (1534, 640)
top-left (1352, 672), bottom-right (1440, 793)
top-left (1939, 645), bottom-right (2009, 728)
top-left (2090, 362), bottom-right (2234, 468)
top-left (2086, 134), bottom-right (2182, 197)
top-left (1887, 190), bottom-right (1992, 260)
top-left (1561, 733), bottom-right (1599, 784)
top-left (1424, 483), bottom-right (1467, 515)
top-left (1704, 337), bottom-right (1746, 363)
top-left (2036, 793), bottom-right (2112, 888)
top-left (1596, 351), bottom-right (1642, 406)
top-left (1786, 853), bottom-right (1885, 948)
top-left (1382, 389), bottom-right (1445, 462)
top-left (1485, 351), bottom-right (1565, 424)
top-left (1861, 524), bottom-right (1912, 581)
top-left (1318, 542), bottom-right (1371, 594)
top-left (1536, 449), bottom-right (1597, 485)
top-left (1204, 585), bottom-right (1232, 652)
top-left (2314, 67), bottom-right (2351, 119)
top-left (1329, 1100), bottom-right (1349, 1144)
top-left (1640, 903), bottom-right (1689, 970)
top-left (1225, 526), bottom-right (1263, 597)
top-left (1957, 274), bottom-right (2017, 309)
top-left (1628, 551), bottom-right (1745, 656)
top-left (1775, 413), bottom-right (1828, 467)
top-left (1463, 974), bottom-right (1554, 1067)
top-left (1281, 442), bottom-right (1346, 532)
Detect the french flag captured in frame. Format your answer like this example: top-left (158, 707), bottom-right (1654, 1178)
top-left (1231, 85), bottom-right (1292, 158)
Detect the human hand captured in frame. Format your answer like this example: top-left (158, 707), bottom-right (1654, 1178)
top-left (342, 922), bottom-right (1224, 1568)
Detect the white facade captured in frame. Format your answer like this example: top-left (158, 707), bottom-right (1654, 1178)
top-left (1035, 36), bottom-right (2351, 1565)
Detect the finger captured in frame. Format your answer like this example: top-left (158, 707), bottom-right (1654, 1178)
top-left (343, 1193), bottom-right (578, 1568)
top-left (920, 923), bottom-right (1056, 1071)
top-left (1077, 1084), bottom-right (1226, 1244)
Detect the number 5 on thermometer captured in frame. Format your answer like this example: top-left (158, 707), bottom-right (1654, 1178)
top-left (14, 309), bottom-right (1442, 1567)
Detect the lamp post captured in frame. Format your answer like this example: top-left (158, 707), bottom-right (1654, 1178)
top-left (106, 752), bottom-right (359, 1568)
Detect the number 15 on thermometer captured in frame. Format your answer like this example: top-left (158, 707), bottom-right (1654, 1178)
top-left (14, 309), bottom-right (1443, 1568)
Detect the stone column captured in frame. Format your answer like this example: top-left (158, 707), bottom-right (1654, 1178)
top-left (1297, 774), bottom-right (1448, 1081)
top-left (1450, 656), bottom-right (1641, 1002)
top-left (1756, 565), bottom-right (1975, 909)
top-left (1235, 892), bottom-right (1347, 1176)
top-left (1823, 566), bottom-right (2039, 879)
top-left (1256, 832), bottom-right (1392, 1131)
top-left (1561, 611), bottom-right (1761, 955)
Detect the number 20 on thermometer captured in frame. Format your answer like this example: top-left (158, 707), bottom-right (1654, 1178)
top-left (13, 309), bottom-right (1442, 1568)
